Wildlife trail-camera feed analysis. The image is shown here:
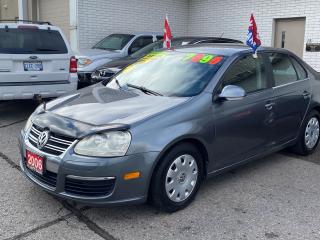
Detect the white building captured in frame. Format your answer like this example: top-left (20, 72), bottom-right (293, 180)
top-left (6, 0), bottom-right (320, 71)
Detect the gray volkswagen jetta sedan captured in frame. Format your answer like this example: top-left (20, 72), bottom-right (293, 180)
top-left (20, 44), bottom-right (320, 212)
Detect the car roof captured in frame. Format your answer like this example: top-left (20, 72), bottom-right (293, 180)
top-left (132, 32), bottom-right (163, 36)
top-left (172, 43), bottom-right (292, 56)
top-left (0, 22), bottom-right (61, 31)
top-left (172, 36), bottom-right (242, 43)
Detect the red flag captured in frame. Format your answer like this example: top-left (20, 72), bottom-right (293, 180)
top-left (250, 14), bottom-right (261, 46)
top-left (246, 14), bottom-right (261, 50)
top-left (163, 15), bottom-right (172, 49)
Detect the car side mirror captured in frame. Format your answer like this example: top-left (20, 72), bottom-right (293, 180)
top-left (218, 85), bottom-right (246, 101)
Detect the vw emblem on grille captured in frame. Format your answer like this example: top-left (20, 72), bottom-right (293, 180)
top-left (37, 131), bottom-right (50, 149)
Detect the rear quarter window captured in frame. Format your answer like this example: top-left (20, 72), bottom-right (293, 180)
top-left (0, 28), bottom-right (68, 54)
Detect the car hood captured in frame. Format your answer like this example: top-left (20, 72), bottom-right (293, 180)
top-left (97, 58), bottom-right (136, 70)
top-left (75, 48), bottom-right (122, 59)
top-left (33, 84), bottom-right (189, 138)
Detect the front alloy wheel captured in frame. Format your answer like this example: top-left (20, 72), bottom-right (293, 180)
top-left (150, 143), bottom-right (203, 212)
top-left (165, 154), bottom-right (199, 202)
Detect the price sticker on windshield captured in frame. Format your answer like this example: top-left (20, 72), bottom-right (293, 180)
top-left (122, 52), bottom-right (224, 75)
top-left (182, 53), bottom-right (223, 65)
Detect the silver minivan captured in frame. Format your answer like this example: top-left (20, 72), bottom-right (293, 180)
top-left (0, 21), bottom-right (78, 100)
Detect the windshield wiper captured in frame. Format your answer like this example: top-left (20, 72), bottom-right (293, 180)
top-left (127, 83), bottom-right (163, 96)
top-left (115, 78), bottom-right (123, 89)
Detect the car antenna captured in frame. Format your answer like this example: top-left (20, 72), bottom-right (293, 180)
top-left (219, 32), bottom-right (224, 38)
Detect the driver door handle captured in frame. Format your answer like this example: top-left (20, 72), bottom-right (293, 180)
top-left (302, 91), bottom-right (310, 99)
top-left (265, 102), bottom-right (275, 111)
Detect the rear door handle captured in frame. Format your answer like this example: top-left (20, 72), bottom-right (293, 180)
top-left (265, 102), bottom-right (275, 111)
top-left (302, 91), bottom-right (310, 99)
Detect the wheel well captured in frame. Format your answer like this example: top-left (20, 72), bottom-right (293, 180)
top-left (182, 139), bottom-right (209, 176)
top-left (152, 138), bottom-right (209, 179)
top-left (312, 106), bottom-right (320, 115)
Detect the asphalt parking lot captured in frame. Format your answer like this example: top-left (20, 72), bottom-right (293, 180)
top-left (1, 100), bottom-right (320, 240)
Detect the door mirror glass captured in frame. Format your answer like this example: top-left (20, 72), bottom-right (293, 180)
top-left (218, 85), bottom-right (246, 100)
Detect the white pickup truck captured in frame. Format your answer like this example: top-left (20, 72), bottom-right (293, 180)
top-left (0, 20), bottom-right (78, 100)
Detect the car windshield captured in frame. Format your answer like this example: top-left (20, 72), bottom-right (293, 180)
top-left (107, 51), bottom-right (228, 97)
top-left (93, 34), bottom-right (134, 50)
top-left (130, 41), bottom-right (163, 58)
top-left (0, 28), bottom-right (67, 54)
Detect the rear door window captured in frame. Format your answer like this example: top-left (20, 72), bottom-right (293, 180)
top-left (0, 28), bottom-right (68, 54)
top-left (268, 53), bottom-right (298, 86)
top-left (220, 54), bottom-right (267, 94)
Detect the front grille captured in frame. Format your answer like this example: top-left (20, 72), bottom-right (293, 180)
top-left (26, 167), bottom-right (57, 188)
top-left (99, 70), bottom-right (115, 78)
top-left (65, 177), bottom-right (115, 197)
top-left (28, 124), bottom-right (76, 156)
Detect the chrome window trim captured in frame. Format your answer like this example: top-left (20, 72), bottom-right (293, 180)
top-left (272, 78), bottom-right (310, 89)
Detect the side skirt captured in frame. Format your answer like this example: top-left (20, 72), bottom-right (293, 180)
top-left (206, 139), bottom-right (297, 179)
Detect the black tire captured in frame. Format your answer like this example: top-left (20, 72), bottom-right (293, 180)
top-left (290, 110), bottom-right (320, 155)
top-left (150, 143), bottom-right (204, 213)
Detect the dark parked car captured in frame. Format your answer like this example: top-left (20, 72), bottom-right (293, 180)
top-left (20, 44), bottom-right (320, 212)
top-left (76, 32), bottom-right (162, 86)
top-left (90, 37), bottom-right (243, 84)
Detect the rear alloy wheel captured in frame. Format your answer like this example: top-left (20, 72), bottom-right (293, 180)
top-left (291, 110), bottom-right (320, 155)
top-left (304, 117), bottom-right (320, 150)
top-left (151, 143), bottom-right (203, 212)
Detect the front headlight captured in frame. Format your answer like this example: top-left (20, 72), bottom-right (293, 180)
top-left (24, 115), bottom-right (34, 132)
top-left (74, 131), bottom-right (131, 157)
top-left (78, 58), bottom-right (93, 68)
top-left (24, 103), bottom-right (44, 132)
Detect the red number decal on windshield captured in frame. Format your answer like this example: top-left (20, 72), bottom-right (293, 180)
top-left (191, 54), bottom-right (204, 62)
top-left (209, 56), bottom-right (223, 65)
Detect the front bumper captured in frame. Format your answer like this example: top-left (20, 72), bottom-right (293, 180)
top-left (19, 130), bottom-right (159, 206)
top-left (0, 74), bottom-right (78, 100)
